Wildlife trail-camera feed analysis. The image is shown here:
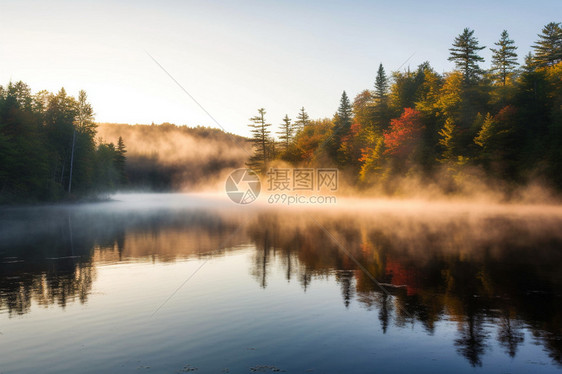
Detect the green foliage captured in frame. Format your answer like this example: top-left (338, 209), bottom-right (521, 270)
top-left (373, 64), bottom-right (393, 130)
top-left (277, 114), bottom-right (294, 151)
top-left (247, 108), bottom-right (272, 173)
top-left (490, 30), bottom-right (518, 86)
top-left (374, 63), bottom-right (389, 99)
top-left (448, 28), bottom-right (486, 83)
top-left (533, 22), bottom-right (562, 67)
top-left (261, 24), bottom-right (562, 193)
top-left (0, 82), bottom-right (127, 203)
top-left (326, 91), bottom-right (353, 164)
top-left (294, 107), bottom-right (310, 133)
top-left (115, 136), bottom-right (127, 184)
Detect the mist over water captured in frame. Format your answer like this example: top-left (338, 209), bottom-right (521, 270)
top-left (1, 193), bottom-right (562, 373)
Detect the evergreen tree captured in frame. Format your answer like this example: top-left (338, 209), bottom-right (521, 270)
top-left (115, 136), bottom-right (127, 184)
top-left (45, 88), bottom-right (77, 188)
top-left (448, 28), bottom-right (486, 83)
top-left (295, 106), bottom-right (310, 131)
top-left (374, 63), bottom-right (389, 99)
top-left (247, 108), bottom-right (272, 173)
top-left (75, 90), bottom-right (96, 136)
top-left (490, 30), bottom-right (518, 86)
top-left (337, 91), bottom-right (353, 125)
top-left (326, 91), bottom-right (353, 163)
top-left (0, 82), bottom-right (125, 202)
top-left (373, 64), bottom-right (392, 130)
top-left (532, 22), bottom-right (562, 67)
top-left (277, 114), bottom-right (294, 151)
top-left (70, 90), bottom-right (98, 192)
top-left (522, 52), bottom-right (536, 73)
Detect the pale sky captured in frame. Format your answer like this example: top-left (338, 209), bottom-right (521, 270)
top-left (1, 0), bottom-right (560, 137)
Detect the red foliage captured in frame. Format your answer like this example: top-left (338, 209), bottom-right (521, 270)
top-left (494, 105), bottom-right (517, 124)
top-left (383, 108), bottom-right (424, 157)
top-left (339, 122), bottom-right (364, 162)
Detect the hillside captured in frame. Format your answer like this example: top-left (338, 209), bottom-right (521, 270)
top-left (97, 123), bottom-right (251, 191)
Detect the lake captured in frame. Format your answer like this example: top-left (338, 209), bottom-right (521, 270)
top-left (1, 193), bottom-right (562, 373)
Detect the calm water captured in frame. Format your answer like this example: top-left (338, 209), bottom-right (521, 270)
top-left (1, 194), bottom-right (562, 373)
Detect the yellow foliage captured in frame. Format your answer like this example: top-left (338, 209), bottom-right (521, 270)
top-left (434, 71), bottom-right (463, 119)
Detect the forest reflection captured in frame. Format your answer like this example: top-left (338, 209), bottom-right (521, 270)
top-left (1, 203), bottom-right (562, 367)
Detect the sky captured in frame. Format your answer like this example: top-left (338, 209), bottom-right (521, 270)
top-left (1, 0), bottom-right (560, 137)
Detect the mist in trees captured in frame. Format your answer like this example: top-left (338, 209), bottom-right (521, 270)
top-left (248, 22), bottom-right (562, 196)
top-left (0, 83), bottom-right (127, 203)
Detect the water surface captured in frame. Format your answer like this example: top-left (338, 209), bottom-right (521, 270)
top-left (1, 194), bottom-right (562, 373)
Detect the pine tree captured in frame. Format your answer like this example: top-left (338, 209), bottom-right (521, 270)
top-left (532, 22), bottom-right (562, 67)
top-left (277, 114), bottom-right (293, 151)
top-left (490, 30), bottom-right (518, 86)
top-left (115, 136), bottom-right (127, 184)
top-left (333, 91), bottom-right (353, 140)
top-left (247, 108), bottom-right (272, 173)
top-left (374, 63), bottom-right (389, 99)
top-left (372, 64), bottom-right (392, 130)
top-left (75, 90), bottom-right (96, 136)
top-left (522, 52), bottom-right (536, 73)
top-left (337, 91), bottom-right (353, 124)
top-left (326, 91), bottom-right (353, 162)
top-left (295, 106), bottom-right (310, 132)
top-left (448, 28), bottom-right (486, 83)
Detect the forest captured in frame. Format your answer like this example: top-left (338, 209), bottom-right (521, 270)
top-left (2, 23), bottom-right (561, 203)
top-left (0, 84), bottom-right (127, 203)
top-left (248, 23), bottom-right (562, 196)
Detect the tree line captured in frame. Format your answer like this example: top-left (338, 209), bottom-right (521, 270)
top-left (0, 83), bottom-right (127, 203)
top-left (248, 22), bottom-right (562, 193)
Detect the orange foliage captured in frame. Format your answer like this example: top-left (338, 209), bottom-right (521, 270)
top-left (383, 108), bottom-right (424, 157)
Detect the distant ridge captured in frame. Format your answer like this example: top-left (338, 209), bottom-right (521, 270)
top-left (97, 122), bottom-right (251, 191)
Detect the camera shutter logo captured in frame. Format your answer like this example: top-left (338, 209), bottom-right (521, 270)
top-left (225, 169), bottom-right (261, 204)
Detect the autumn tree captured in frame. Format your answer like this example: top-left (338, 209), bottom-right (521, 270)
top-left (415, 63), bottom-right (443, 116)
top-left (359, 135), bottom-right (385, 184)
top-left (473, 106), bottom-right (518, 177)
top-left (353, 90), bottom-right (374, 129)
top-left (339, 122), bottom-right (364, 169)
top-left (383, 108), bottom-right (424, 160)
top-left (490, 30), bottom-right (518, 86)
top-left (448, 28), bottom-right (486, 83)
top-left (438, 118), bottom-right (457, 163)
top-left (293, 119), bottom-right (332, 163)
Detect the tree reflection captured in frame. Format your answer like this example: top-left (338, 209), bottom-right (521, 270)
top-left (1, 205), bottom-right (562, 368)
top-left (497, 310), bottom-right (525, 358)
top-left (244, 211), bottom-right (562, 367)
top-left (0, 207), bottom-right (244, 316)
